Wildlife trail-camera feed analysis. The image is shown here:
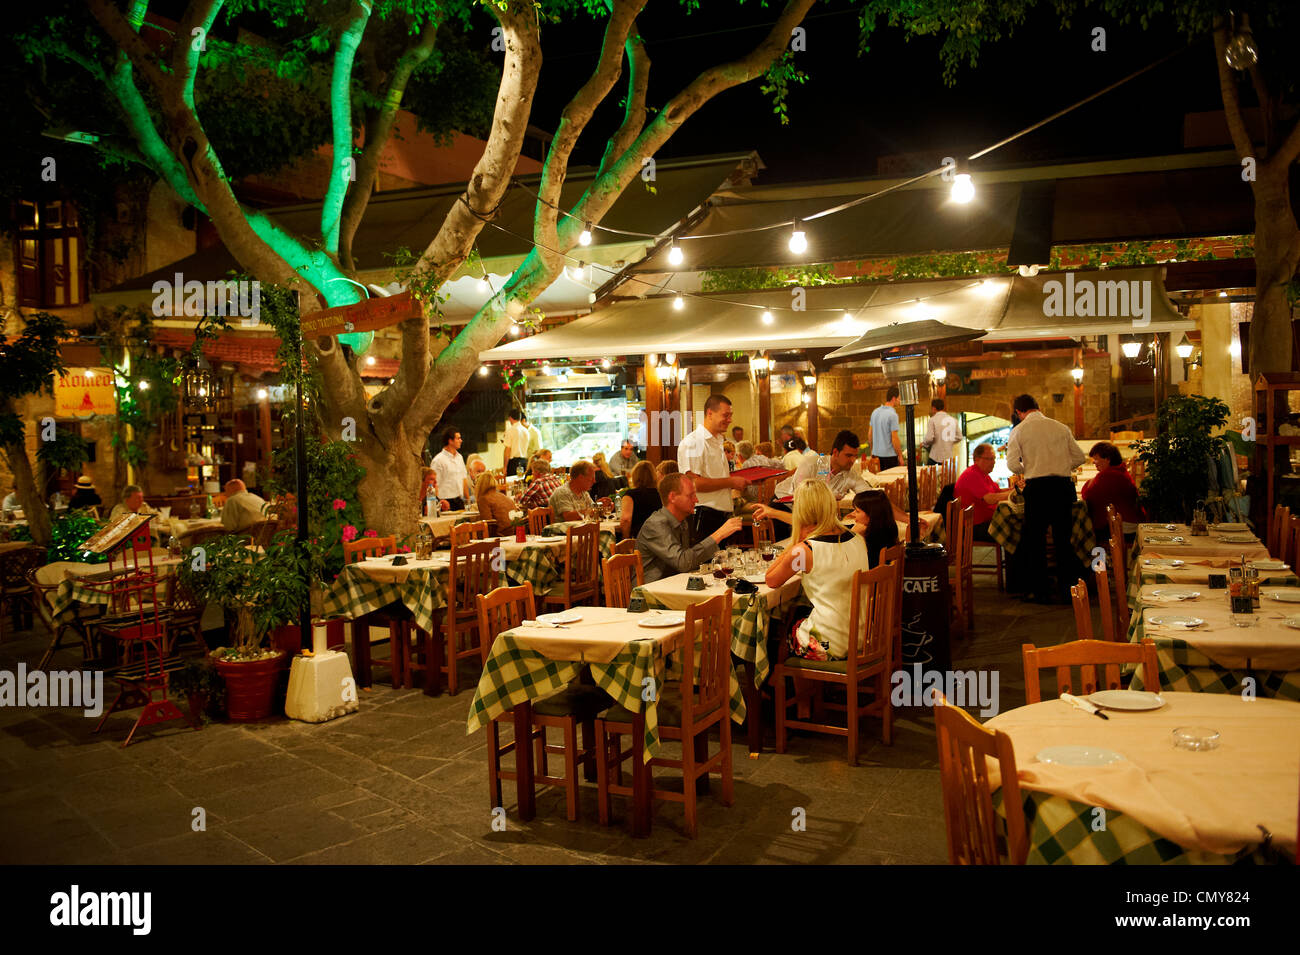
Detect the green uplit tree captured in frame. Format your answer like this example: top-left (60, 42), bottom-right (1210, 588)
top-left (19, 0), bottom-right (824, 536)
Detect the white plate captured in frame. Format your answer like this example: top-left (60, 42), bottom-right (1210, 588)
top-left (1285, 616), bottom-right (1300, 631)
top-left (1149, 589), bottom-right (1199, 600)
top-left (1213, 523), bottom-right (1249, 532)
top-left (1143, 559), bottom-right (1185, 568)
top-left (1144, 535), bottom-right (1184, 544)
top-left (637, 611), bottom-right (686, 628)
top-left (1250, 560), bottom-right (1288, 571)
top-left (1035, 745), bottom-right (1126, 767)
top-left (1266, 590), bottom-right (1300, 603)
top-left (1087, 690), bottom-right (1166, 711)
top-left (537, 611), bottom-right (582, 625)
top-left (1217, 534), bottom-right (1257, 542)
top-left (1148, 613), bottom-right (1204, 628)
top-left (744, 574), bottom-right (767, 584)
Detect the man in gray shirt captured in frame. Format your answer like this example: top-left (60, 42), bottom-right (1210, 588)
top-left (608, 438), bottom-right (638, 478)
top-left (636, 473), bottom-right (743, 583)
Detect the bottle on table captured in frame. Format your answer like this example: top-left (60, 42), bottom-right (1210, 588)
top-left (425, 486), bottom-right (439, 518)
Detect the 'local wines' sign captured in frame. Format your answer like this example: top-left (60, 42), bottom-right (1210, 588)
top-left (301, 292), bottom-right (422, 339)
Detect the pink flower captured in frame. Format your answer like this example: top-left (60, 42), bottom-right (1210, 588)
top-left (399, 545), bottom-right (411, 553)
top-left (332, 499), bottom-right (347, 511)
top-left (363, 529), bottom-right (378, 538)
top-left (341, 524), bottom-right (358, 543)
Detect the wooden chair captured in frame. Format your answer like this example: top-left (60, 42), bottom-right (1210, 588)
top-left (1021, 638), bottom-right (1160, 703)
top-left (602, 553), bottom-right (643, 609)
top-left (342, 535), bottom-right (406, 687)
top-left (450, 520), bottom-right (489, 548)
top-left (477, 583), bottom-right (609, 822)
top-left (1107, 525), bottom-right (1130, 635)
top-left (970, 537), bottom-right (1005, 590)
top-left (880, 542), bottom-right (905, 670)
top-left (1287, 516), bottom-right (1300, 570)
top-left (527, 507), bottom-right (553, 536)
top-left (773, 562), bottom-right (897, 765)
top-left (162, 574), bottom-right (206, 655)
top-left (1112, 430), bottom-right (1144, 441)
top-left (248, 518), bottom-right (278, 550)
top-left (1069, 571), bottom-right (1117, 642)
top-left (612, 538), bottom-right (637, 556)
top-left (432, 539), bottom-right (498, 695)
top-left (947, 506), bottom-right (973, 637)
top-left (935, 699), bottom-right (1027, 865)
top-left (178, 525), bottom-right (228, 554)
top-left (1105, 504), bottom-right (1127, 569)
top-left (30, 568), bottom-right (93, 670)
top-left (542, 523), bottom-right (600, 610)
top-left (596, 591), bottom-right (734, 837)
top-left (0, 545), bottom-right (46, 641)
top-left (1270, 505), bottom-right (1290, 559)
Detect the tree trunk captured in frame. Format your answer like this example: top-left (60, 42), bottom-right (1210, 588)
top-left (3, 437), bottom-right (51, 547)
top-left (353, 430), bottom-right (424, 540)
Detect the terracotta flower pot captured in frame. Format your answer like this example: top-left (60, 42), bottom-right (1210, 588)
top-left (212, 652), bottom-right (287, 721)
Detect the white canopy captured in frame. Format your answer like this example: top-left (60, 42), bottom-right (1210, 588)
top-left (479, 267), bottom-right (1190, 361)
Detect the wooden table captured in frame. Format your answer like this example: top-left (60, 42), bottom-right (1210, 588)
top-left (419, 508), bottom-right (481, 539)
top-left (987, 692), bottom-right (1299, 863)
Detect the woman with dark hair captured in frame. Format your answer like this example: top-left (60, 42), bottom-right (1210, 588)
top-left (1081, 440), bottom-right (1143, 542)
top-left (849, 489), bottom-right (900, 567)
top-left (618, 460), bottom-right (661, 539)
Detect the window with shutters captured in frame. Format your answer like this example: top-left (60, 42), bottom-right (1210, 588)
top-left (15, 199), bottom-right (88, 308)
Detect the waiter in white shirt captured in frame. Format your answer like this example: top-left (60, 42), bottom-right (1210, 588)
top-left (433, 428), bottom-right (470, 510)
top-left (677, 394), bottom-right (748, 543)
top-left (922, 398), bottom-right (959, 464)
top-left (1004, 393), bottom-right (1087, 604)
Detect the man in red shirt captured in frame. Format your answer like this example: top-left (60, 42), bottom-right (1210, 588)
top-left (955, 443), bottom-right (1019, 540)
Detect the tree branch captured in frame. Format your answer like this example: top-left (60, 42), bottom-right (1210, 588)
top-left (595, 26), bottom-right (650, 181)
top-left (1212, 17), bottom-right (1257, 164)
top-left (532, 0), bottom-right (647, 257)
top-left (85, 0), bottom-right (171, 93)
top-left (339, 18), bottom-right (438, 272)
top-left (174, 0), bottom-right (225, 111)
top-left (406, 1), bottom-right (541, 292)
top-left (322, 0), bottom-right (373, 256)
top-left (372, 314), bottom-right (430, 436)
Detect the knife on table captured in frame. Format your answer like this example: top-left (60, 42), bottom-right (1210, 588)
top-left (1061, 692), bottom-right (1109, 720)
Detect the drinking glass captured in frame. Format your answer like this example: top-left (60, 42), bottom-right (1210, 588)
top-left (711, 558), bottom-right (728, 583)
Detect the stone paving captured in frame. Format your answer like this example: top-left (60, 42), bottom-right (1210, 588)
top-left (0, 570), bottom-right (1076, 864)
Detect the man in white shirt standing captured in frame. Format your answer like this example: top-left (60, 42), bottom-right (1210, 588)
top-left (1005, 393), bottom-right (1087, 603)
top-left (521, 411), bottom-right (543, 464)
top-left (922, 398), bottom-right (959, 465)
top-left (433, 428), bottom-right (470, 511)
top-left (677, 394), bottom-right (748, 543)
top-left (502, 409), bottom-right (527, 476)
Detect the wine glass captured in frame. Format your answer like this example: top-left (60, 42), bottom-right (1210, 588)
top-left (711, 557), bottom-right (728, 583)
top-left (761, 541), bottom-right (776, 564)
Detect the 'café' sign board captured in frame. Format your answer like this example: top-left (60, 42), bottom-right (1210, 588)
top-left (55, 367), bottom-right (116, 417)
top-left (300, 291), bottom-right (422, 339)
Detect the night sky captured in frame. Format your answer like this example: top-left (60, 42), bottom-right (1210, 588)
top-left (531, 2), bottom-right (1226, 183)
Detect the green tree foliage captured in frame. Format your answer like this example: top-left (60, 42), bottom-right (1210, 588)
top-left (1134, 394), bottom-right (1231, 523)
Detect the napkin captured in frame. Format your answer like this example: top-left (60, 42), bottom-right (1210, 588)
top-left (1060, 692), bottom-right (1103, 716)
top-left (520, 619), bottom-right (565, 628)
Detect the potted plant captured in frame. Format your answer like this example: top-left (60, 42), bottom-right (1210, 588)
top-left (1133, 394), bottom-right (1231, 523)
top-left (169, 658), bottom-right (226, 723)
top-left (179, 532), bottom-right (313, 720)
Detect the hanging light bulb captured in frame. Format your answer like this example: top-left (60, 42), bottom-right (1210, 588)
top-left (257, 388), bottom-right (268, 400)
top-left (138, 380), bottom-right (150, 391)
top-left (601, 358), bottom-right (611, 369)
top-left (673, 295), bottom-right (684, 311)
top-left (578, 222), bottom-right (593, 246)
top-left (365, 355), bottom-right (376, 366)
top-left (569, 262), bottom-right (585, 281)
top-left (950, 159), bottom-right (975, 203)
top-left (788, 219), bottom-right (808, 255)
top-left (479, 365), bottom-right (489, 376)
top-left (1175, 334), bottom-right (1194, 359)
top-left (931, 367), bottom-right (948, 383)
top-left (1017, 264), bottom-right (1040, 278)
top-left (1224, 14), bottom-right (1259, 71)
top-left (667, 241), bottom-right (684, 267)
top-left (508, 323), bottom-right (520, 337)
top-left (1229, 340), bottom-right (1241, 358)
top-left (761, 311), bottom-right (774, 325)
top-left (478, 276), bottom-right (490, 293)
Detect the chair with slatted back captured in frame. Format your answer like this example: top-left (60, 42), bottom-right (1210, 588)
top-left (1105, 504), bottom-right (1127, 569)
top-left (93, 569), bottom-right (197, 746)
top-left (1094, 566), bottom-right (1118, 641)
top-left (935, 699), bottom-right (1027, 865)
top-left (543, 523), bottom-right (600, 610)
top-left (477, 584), bottom-right (610, 821)
top-left (612, 538), bottom-right (637, 556)
top-left (774, 562), bottom-right (897, 765)
top-left (427, 539), bottom-right (498, 695)
top-left (30, 567), bottom-right (92, 670)
top-left (602, 553), bottom-right (643, 609)
top-left (162, 573), bottom-right (206, 655)
top-left (596, 591), bottom-right (734, 837)
top-left (450, 520), bottom-right (489, 548)
top-left (1107, 526), bottom-right (1130, 635)
top-left (1069, 578), bottom-right (1094, 639)
top-left (0, 545), bottom-right (46, 641)
top-left (880, 542), bottom-right (905, 670)
top-left (342, 535), bottom-right (406, 687)
top-left (1287, 516), bottom-right (1300, 570)
top-left (248, 519), bottom-right (278, 550)
top-left (947, 506), bottom-right (972, 638)
top-left (527, 507), bottom-right (553, 536)
top-left (1269, 505), bottom-right (1289, 558)
top-left (1021, 638), bottom-right (1160, 703)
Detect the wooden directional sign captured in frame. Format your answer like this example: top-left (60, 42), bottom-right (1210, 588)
top-left (301, 291), bottom-right (422, 338)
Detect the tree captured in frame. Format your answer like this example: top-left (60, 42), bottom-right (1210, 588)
top-left (0, 312), bottom-right (72, 546)
top-left (22, 0), bottom-right (824, 537)
top-left (861, 0), bottom-right (1300, 400)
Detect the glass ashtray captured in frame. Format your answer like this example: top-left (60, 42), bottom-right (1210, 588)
top-left (1172, 726), bottom-right (1221, 751)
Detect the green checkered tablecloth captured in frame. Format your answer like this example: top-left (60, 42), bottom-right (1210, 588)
top-left (631, 584), bottom-right (805, 689)
top-left (988, 500), bottom-right (1095, 565)
top-left (466, 630), bottom-right (745, 763)
top-left (1127, 570), bottom-right (1299, 617)
top-left (995, 791), bottom-right (1285, 865)
top-left (48, 566), bottom-right (179, 623)
top-left (1127, 606), bottom-right (1300, 701)
top-left (321, 563), bottom-right (449, 634)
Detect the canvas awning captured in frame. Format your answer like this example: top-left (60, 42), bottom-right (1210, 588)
top-left (478, 266), bottom-right (1190, 361)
